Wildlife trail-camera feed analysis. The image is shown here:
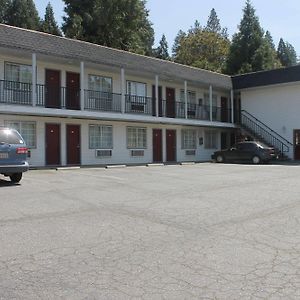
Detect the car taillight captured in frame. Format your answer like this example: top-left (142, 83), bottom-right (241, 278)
top-left (16, 147), bottom-right (28, 154)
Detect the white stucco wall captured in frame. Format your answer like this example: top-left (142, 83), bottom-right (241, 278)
top-left (241, 82), bottom-right (300, 159)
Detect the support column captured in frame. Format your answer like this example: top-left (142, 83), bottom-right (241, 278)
top-left (80, 61), bottom-right (85, 111)
top-left (121, 68), bottom-right (125, 114)
top-left (155, 75), bottom-right (159, 117)
top-left (32, 53), bottom-right (37, 107)
top-left (209, 85), bottom-right (213, 122)
top-left (184, 80), bottom-right (188, 119)
top-left (230, 89), bottom-right (234, 123)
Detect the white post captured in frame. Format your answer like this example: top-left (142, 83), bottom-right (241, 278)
top-left (155, 75), bottom-right (159, 117)
top-left (32, 53), bottom-right (37, 107)
top-left (121, 68), bottom-right (125, 114)
top-left (80, 61), bottom-right (85, 111)
top-left (230, 89), bottom-right (234, 123)
top-left (209, 85), bottom-right (213, 122)
top-left (184, 80), bottom-right (188, 119)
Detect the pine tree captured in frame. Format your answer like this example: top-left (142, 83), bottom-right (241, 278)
top-left (172, 30), bottom-right (186, 59)
top-left (6, 0), bottom-right (40, 30)
top-left (277, 38), bottom-right (297, 67)
top-left (41, 2), bottom-right (62, 36)
top-left (252, 31), bottom-right (281, 71)
top-left (62, 0), bottom-right (154, 56)
top-left (0, 0), bottom-right (10, 23)
top-left (226, 0), bottom-right (264, 74)
top-left (154, 34), bottom-right (169, 60)
top-left (205, 8), bottom-right (221, 34)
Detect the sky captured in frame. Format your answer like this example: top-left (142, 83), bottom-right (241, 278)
top-left (35, 0), bottom-right (300, 55)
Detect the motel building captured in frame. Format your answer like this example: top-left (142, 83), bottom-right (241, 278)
top-left (0, 24), bottom-right (299, 167)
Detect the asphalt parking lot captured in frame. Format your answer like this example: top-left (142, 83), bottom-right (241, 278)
top-left (0, 163), bottom-right (299, 299)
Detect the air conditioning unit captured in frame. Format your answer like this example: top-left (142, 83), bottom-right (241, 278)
top-left (185, 150), bottom-right (196, 156)
top-left (95, 149), bottom-right (112, 158)
top-left (131, 150), bottom-right (144, 157)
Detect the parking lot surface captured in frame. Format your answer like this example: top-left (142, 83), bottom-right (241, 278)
top-left (0, 163), bottom-right (299, 299)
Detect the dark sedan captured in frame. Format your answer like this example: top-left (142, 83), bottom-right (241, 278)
top-left (211, 141), bottom-right (277, 164)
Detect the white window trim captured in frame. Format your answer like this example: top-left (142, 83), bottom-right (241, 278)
top-left (127, 126), bottom-right (147, 149)
top-left (89, 124), bottom-right (113, 149)
top-left (181, 129), bottom-right (197, 150)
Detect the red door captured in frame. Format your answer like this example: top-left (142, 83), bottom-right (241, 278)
top-left (45, 69), bottom-right (60, 108)
top-left (166, 87), bottom-right (175, 118)
top-left (153, 129), bottom-right (163, 162)
top-left (152, 85), bottom-right (163, 117)
top-left (66, 125), bottom-right (81, 165)
top-left (45, 124), bottom-right (60, 165)
top-left (294, 130), bottom-right (300, 160)
top-left (66, 72), bottom-right (80, 110)
top-left (221, 97), bottom-right (228, 122)
top-left (166, 129), bottom-right (176, 162)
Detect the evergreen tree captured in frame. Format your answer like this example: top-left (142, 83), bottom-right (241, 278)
top-left (41, 2), bottom-right (62, 36)
top-left (252, 31), bottom-right (281, 71)
top-left (0, 0), bottom-right (10, 23)
top-left (154, 34), bottom-right (169, 60)
top-left (226, 0), bottom-right (264, 74)
top-left (205, 8), bottom-right (221, 34)
top-left (277, 38), bottom-right (297, 67)
top-left (6, 0), bottom-right (40, 30)
top-left (62, 0), bottom-right (154, 56)
top-left (172, 30), bottom-right (186, 59)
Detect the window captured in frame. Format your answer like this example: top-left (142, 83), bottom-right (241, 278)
top-left (182, 129), bottom-right (196, 149)
top-left (204, 130), bottom-right (218, 149)
top-left (127, 81), bottom-right (146, 97)
top-left (127, 127), bottom-right (147, 149)
top-left (89, 125), bottom-right (113, 149)
top-left (5, 121), bottom-right (36, 148)
top-left (180, 90), bottom-right (196, 103)
top-left (5, 62), bottom-right (32, 84)
top-left (88, 75), bottom-right (112, 93)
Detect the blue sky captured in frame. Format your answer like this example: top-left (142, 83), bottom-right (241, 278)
top-left (35, 0), bottom-right (300, 55)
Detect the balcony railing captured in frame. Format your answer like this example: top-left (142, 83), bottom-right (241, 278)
top-left (0, 80), bottom-right (32, 105)
top-left (84, 90), bottom-right (122, 113)
top-left (125, 95), bottom-right (152, 115)
top-left (0, 80), bottom-right (233, 123)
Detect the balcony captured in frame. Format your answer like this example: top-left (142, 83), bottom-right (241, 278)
top-left (0, 80), bottom-right (232, 123)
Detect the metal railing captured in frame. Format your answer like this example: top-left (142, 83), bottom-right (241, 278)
top-left (0, 80), bottom-right (32, 105)
top-left (240, 110), bottom-right (292, 155)
top-left (0, 79), bottom-right (233, 123)
top-left (84, 90), bottom-right (122, 113)
top-left (125, 95), bottom-right (152, 115)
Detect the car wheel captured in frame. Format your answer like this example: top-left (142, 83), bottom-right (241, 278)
top-left (216, 155), bottom-right (225, 163)
top-left (252, 156), bottom-right (261, 165)
top-left (10, 173), bottom-right (23, 183)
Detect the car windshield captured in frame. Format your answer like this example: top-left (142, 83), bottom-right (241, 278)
top-left (0, 129), bottom-right (24, 144)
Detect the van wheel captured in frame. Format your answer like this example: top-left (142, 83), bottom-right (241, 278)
top-left (10, 173), bottom-right (22, 183)
top-left (216, 155), bottom-right (224, 163)
top-left (252, 156), bottom-right (261, 165)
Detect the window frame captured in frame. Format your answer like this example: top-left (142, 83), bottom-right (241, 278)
top-left (126, 126), bottom-right (147, 149)
top-left (88, 74), bottom-right (113, 93)
top-left (181, 129), bottom-right (197, 150)
top-left (88, 124), bottom-right (113, 150)
top-left (126, 81), bottom-right (147, 97)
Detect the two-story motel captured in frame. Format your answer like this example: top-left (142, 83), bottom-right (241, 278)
top-left (0, 24), bottom-right (236, 167)
top-left (1, 24), bottom-right (300, 167)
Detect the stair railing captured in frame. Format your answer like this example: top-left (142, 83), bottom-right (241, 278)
top-left (240, 110), bottom-right (293, 155)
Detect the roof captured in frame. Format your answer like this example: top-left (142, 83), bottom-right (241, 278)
top-left (232, 65), bottom-right (300, 90)
top-left (0, 24), bottom-right (232, 89)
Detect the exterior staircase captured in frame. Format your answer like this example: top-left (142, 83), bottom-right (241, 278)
top-left (238, 110), bottom-right (293, 159)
